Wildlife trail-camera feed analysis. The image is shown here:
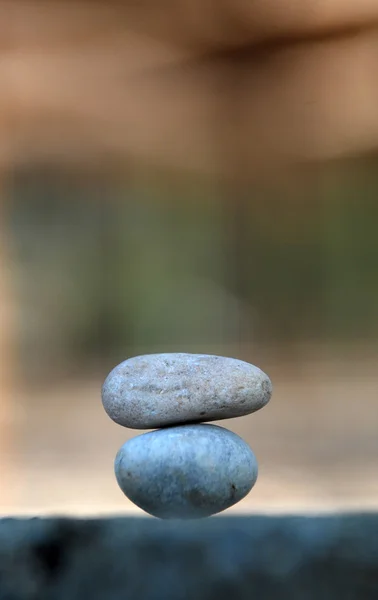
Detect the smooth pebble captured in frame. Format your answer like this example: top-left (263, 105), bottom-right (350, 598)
top-left (102, 353), bottom-right (272, 429)
top-left (115, 424), bottom-right (258, 519)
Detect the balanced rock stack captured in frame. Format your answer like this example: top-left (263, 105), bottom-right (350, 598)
top-left (101, 353), bottom-right (272, 519)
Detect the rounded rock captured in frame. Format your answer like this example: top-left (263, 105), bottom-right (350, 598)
top-left (115, 424), bottom-right (258, 519)
top-left (102, 353), bottom-right (272, 429)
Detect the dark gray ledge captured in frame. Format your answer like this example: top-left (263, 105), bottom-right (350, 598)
top-left (1, 513), bottom-right (377, 599)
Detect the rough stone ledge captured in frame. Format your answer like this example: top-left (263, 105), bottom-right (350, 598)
top-left (0, 513), bottom-right (377, 599)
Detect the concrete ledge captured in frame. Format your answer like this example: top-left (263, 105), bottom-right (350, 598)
top-left (1, 514), bottom-right (377, 599)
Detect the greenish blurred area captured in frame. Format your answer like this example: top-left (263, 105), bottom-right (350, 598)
top-left (7, 160), bottom-right (378, 381)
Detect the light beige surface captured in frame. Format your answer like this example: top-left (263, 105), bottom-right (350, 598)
top-left (0, 2), bottom-right (378, 177)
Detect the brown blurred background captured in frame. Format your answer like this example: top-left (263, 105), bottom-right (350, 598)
top-left (1, 1), bottom-right (378, 516)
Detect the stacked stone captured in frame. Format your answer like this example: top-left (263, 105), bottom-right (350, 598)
top-left (101, 353), bottom-right (272, 519)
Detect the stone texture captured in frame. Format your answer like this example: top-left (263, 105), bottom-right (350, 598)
top-left (115, 424), bottom-right (258, 519)
top-left (0, 515), bottom-right (377, 599)
top-left (102, 353), bottom-right (272, 429)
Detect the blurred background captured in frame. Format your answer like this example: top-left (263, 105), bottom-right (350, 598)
top-left (1, 1), bottom-right (378, 516)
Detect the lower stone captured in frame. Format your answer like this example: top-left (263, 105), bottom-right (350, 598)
top-left (115, 424), bottom-right (258, 519)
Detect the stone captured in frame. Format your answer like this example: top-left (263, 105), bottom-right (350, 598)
top-left (114, 423), bottom-right (258, 519)
top-left (102, 353), bottom-right (272, 429)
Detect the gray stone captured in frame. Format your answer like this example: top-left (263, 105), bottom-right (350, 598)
top-left (115, 424), bottom-right (258, 519)
top-left (102, 353), bottom-right (272, 429)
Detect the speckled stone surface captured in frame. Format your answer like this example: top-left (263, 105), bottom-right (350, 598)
top-left (0, 515), bottom-right (377, 600)
top-left (115, 424), bottom-right (258, 519)
top-left (102, 353), bottom-right (272, 429)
